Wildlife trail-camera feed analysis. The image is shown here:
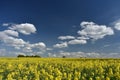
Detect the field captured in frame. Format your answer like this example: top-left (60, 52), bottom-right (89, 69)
top-left (0, 58), bottom-right (120, 80)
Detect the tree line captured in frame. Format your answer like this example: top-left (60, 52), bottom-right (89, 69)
top-left (17, 54), bottom-right (41, 58)
top-left (17, 54), bottom-right (67, 58)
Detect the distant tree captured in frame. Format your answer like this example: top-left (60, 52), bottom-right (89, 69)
top-left (34, 55), bottom-right (41, 57)
top-left (25, 55), bottom-right (29, 57)
top-left (17, 54), bottom-right (25, 57)
top-left (26, 55), bottom-right (33, 57)
top-left (62, 56), bottom-right (66, 58)
top-left (17, 54), bottom-right (41, 58)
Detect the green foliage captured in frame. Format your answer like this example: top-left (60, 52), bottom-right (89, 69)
top-left (17, 54), bottom-right (41, 58)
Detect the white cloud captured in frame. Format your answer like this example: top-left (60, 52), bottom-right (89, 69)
top-left (78, 21), bottom-right (114, 40)
top-left (23, 43), bottom-right (32, 50)
top-left (114, 20), bottom-right (120, 30)
top-left (77, 36), bottom-right (89, 40)
top-left (46, 48), bottom-right (53, 51)
top-left (0, 29), bottom-right (26, 49)
top-left (0, 31), bottom-right (46, 54)
top-left (80, 21), bottom-right (95, 28)
top-left (104, 53), bottom-right (120, 58)
top-left (1, 37), bottom-right (46, 55)
top-left (1, 21), bottom-right (119, 57)
top-left (2, 23), bottom-right (10, 26)
top-left (9, 23), bottom-right (36, 35)
top-left (59, 51), bottom-right (70, 56)
top-left (31, 42), bottom-right (46, 49)
top-left (68, 39), bottom-right (87, 45)
top-left (22, 42), bottom-right (46, 53)
top-left (3, 37), bottom-right (26, 48)
top-left (0, 30), bottom-right (33, 51)
top-left (0, 23), bottom-right (47, 56)
top-left (0, 30), bottom-right (18, 41)
top-left (86, 52), bottom-right (100, 57)
top-left (56, 21), bottom-right (114, 47)
top-left (0, 32), bottom-right (8, 40)
top-left (58, 36), bottom-right (75, 40)
top-left (48, 51), bottom-right (101, 58)
top-left (53, 42), bottom-right (68, 48)
top-left (4, 30), bottom-right (19, 37)
top-left (3, 37), bottom-right (46, 55)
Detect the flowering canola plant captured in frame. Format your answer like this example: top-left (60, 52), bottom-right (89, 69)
top-left (0, 58), bottom-right (120, 80)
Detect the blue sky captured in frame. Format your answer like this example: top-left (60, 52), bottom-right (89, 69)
top-left (1, 0), bottom-right (120, 57)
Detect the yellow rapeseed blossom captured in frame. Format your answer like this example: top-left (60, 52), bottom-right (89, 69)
top-left (0, 58), bottom-right (119, 80)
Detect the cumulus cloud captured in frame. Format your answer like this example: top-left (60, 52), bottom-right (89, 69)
top-left (68, 39), bottom-right (87, 45)
top-left (59, 51), bottom-right (70, 56)
top-left (46, 48), bottom-right (53, 51)
top-left (0, 23), bottom-right (47, 56)
top-left (22, 47), bottom-right (33, 52)
top-left (31, 42), bottom-right (46, 49)
top-left (22, 42), bottom-right (46, 53)
top-left (9, 23), bottom-right (36, 35)
top-left (48, 51), bottom-right (101, 58)
top-left (86, 52), bottom-right (100, 57)
top-left (78, 21), bottom-right (114, 40)
top-left (3, 30), bottom-right (19, 37)
top-left (58, 36), bottom-right (75, 40)
top-left (80, 21), bottom-right (95, 28)
top-left (1, 21), bottom-right (119, 57)
top-left (57, 21), bottom-right (114, 47)
top-left (48, 53), bottom-right (57, 57)
top-left (0, 31), bottom-right (21, 47)
top-left (104, 53), bottom-right (120, 58)
top-left (2, 36), bottom-right (46, 55)
top-left (114, 20), bottom-right (120, 30)
top-left (77, 36), bottom-right (89, 40)
top-left (4, 37), bottom-right (26, 48)
top-left (2, 22), bottom-right (46, 50)
top-left (53, 42), bottom-right (68, 48)
top-left (0, 32), bottom-right (8, 40)
top-left (0, 31), bottom-right (26, 50)
top-left (2, 23), bottom-right (10, 26)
